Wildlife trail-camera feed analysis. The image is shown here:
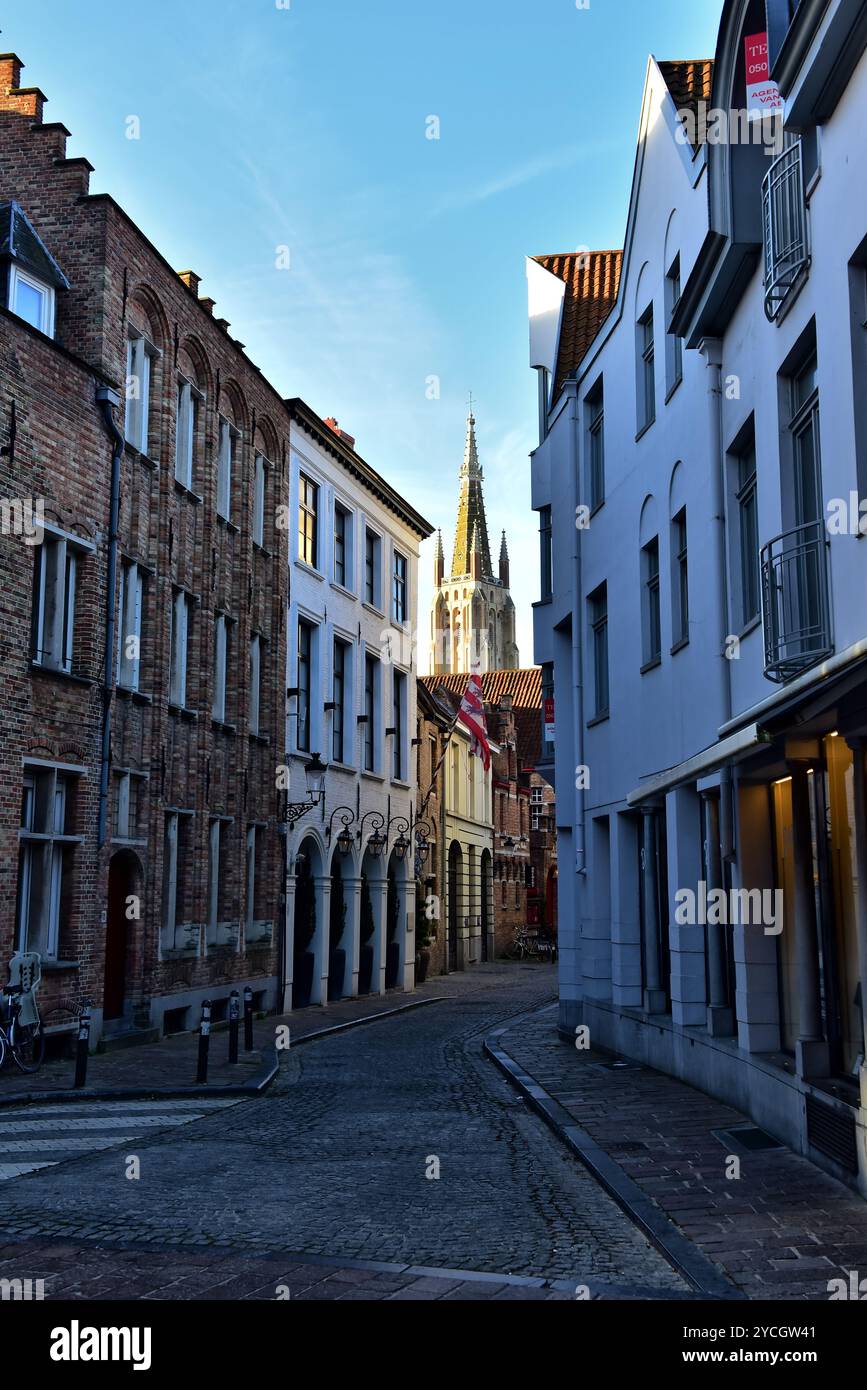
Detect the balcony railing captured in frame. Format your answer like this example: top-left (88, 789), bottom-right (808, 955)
top-left (762, 140), bottom-right (810, 321)
top-left (760, 520), bottom-right (832, 683)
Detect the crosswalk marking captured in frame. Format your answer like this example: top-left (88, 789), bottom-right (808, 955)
top-left (0, 1096), bottom-right (241, 1182)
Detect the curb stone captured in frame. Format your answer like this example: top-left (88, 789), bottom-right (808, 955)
top-left (484, 1015), bottom-right (745, 1301)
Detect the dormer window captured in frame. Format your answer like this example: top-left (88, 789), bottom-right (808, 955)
top-left (9, 264), bottom-right (54, 334)
top-left (1, 201), bottom-right (69, 340)
top-left (9, 264), bottom-right (55, 336)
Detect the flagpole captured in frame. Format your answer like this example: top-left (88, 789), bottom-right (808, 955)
top-left (418, 701), bottom-right (461, 825)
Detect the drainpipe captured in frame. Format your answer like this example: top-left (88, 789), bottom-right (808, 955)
top-left (95, 386), bottom-right (124, 850)
top-left (569, 389), bottom-right (586, 877)
top-left (701, 339), bottom-right (734, 862)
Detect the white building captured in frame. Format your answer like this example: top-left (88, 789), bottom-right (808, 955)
top-left (282, 401), bottom-right (433, 1010)
top-left (530, 0), bottom-right (867, 1196)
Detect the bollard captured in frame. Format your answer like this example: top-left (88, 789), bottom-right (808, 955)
top-left (73, 999), bottom-right (92, 1089)
top-left (228, 989), bottom-right (240, 1064)
top-left (196, 999), bottom-right (212, 1084)
top-left (243, 985), bottom-right (254, 1052)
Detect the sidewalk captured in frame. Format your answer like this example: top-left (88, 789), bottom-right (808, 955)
top-left (489, 1005), bottom-right (867, 1300)
top-left (0, 989), bottom-right (446, 1104)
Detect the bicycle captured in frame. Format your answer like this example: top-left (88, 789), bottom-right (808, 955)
top-left (0, 984), bottom-right (45, 1073)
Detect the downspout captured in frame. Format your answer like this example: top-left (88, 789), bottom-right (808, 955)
top-left (569, 387), bottom-right (586, 876)
top-left (96, 386), bottom-right (124, 851)
top-left (702, 339), bottom-right (735, 862)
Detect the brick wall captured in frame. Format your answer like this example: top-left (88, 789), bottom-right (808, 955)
top-left (0, 54), bottom-right (290, 1036)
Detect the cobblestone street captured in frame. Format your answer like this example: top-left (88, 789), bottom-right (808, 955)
top-left (0, 966), bottom-right (688, 1300)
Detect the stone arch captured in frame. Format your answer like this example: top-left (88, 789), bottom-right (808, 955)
top-left (126, 283), bottom-right (170, 353)
top-left (633, 259), bottom-right (652, 317)
top-left (291, 833), bottom-right (325, 1008)
top-left (663, 208), bottom-right (681, 276)
top-left (178, 334), bottom-right (212, 397)
top-left (639, 493), bottom-right (658, 548)
top-left (669, 461), bottom-right (686, 518)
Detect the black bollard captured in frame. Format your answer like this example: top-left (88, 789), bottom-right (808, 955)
top-left (243, 985), bottom-right (253, 1052)
top-left (196, 999), bottom-right (212, 1084)
top-left (228, 990), bottom-right (239, 1064)
top-left (73, 999), bottom-right (92, 1089)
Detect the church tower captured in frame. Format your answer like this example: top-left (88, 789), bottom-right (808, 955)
top-left (430, 408), bottom-right (519, 675)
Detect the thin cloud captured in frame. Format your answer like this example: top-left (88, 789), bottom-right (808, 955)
top-left (434, 143), bottom-right (607, 214)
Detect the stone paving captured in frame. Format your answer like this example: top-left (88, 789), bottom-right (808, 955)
top-left (498, 1006), bottom-right (867, 1301)
top-left (0, 964), bottom-right (687, 1298)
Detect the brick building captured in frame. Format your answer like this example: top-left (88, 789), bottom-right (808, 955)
top-left (0, 53), bottom-right (289, 1045)
top-left (431, 668), bottom-right (557, 956)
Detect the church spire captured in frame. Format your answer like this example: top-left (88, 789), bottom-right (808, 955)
top-left (499, 529), bottom-right (510, 588)
top-left (434, 528), bottom-right (445, 586)
top-left (450, 404), bottom-right (492, 578)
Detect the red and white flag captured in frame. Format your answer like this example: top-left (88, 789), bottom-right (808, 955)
top-left (458, 672), bottom-right (491, 772)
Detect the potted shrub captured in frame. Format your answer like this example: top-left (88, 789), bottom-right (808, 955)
top-left (385, 870), bottom-right (400, 989)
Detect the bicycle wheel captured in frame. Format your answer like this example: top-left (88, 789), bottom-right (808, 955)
top-left (10, 1017), bottom-right (44, 1073)
top-left (0, 1028), bottom-right (7, 1069)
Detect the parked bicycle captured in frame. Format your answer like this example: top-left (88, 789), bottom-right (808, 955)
top-left (0, 952), bottom-right (45, 1074)
top-left (513, 926), bottom-right (558, 964)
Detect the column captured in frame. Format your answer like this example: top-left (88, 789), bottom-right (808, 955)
top-left (368, 876), bottom-right (388, 996)
top-left (642, 808), bottom-right (666, 1014)
top-left (311, 875), bottom-right (331, 1007)
top-left (846, 739), bottom-right (867, 1107)
top-left (343, 875), bottom-right (363, 1000)
top-left (401, 877), bottom-right (417, 991)
top-left (789, 761), bottom-right (829, 1077)
top-left (703, 792), bottom-right (734, 1036)
top-left (281, 871), bottom-right (296, 1014)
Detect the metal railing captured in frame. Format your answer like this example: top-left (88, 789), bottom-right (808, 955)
top-left (762, 139), bottom-right (810, 321)
top-left (760, 520), bottom-right (832, 682)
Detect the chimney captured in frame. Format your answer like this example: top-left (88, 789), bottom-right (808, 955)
top-left (178, 270), bottom-right (201, 295)
top-left (324, 417), bottom-right (356, 450)
top-left (198, 296), bottom-right (216, 316)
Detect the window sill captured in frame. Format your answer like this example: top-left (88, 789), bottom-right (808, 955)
top-left (116, 684), bottom-right (153, 705)
top-left (252, 542), bottom-right (272, 559)
top-left (635, 417), bottom-right (656, 443)
top-left (168, 703), bottom-right (198, 722)
top-left (330, 581), bottom-right (357, 600)
top-left (737, 615), bottom-right (762, 640)
top-left (329, 760), bottom-right (356, 773)
top-left (587, 712), bottom-right (610, 728)
top-left (173, 478), bottom-right (203, 505)
top-left (216, 515), bottom-right (241, 536)
top-left (532, 597), bottom-right (553, 609)
top-left (211, 719), bottom-right (236, 736)
top-left (361, 770), bottom-right (386, 784)
top-left (362, 601), bottom-right (384, 619)
top-left (249, 732), bottom-right (270, 746)
top-left (161, 946), bottom-right (200, 961)
top-left (41, 958), bottom-right (81, 973)
top-left (295, 559), bottom-right (325, 581)
top-left (124, 442), bottom-right (159, 471)
top-left (665, 376), bottom-right (683, 406)
top-left (111, 837), bottom-right (148, 849)
top-left (390, 778), bottom-right (411, 791)
top-left (640, 657), bottom-right (662, 675)
top-left (670, 636), bottom-right (689, 656)
top-left (30, 661), bottom-right (94, 687)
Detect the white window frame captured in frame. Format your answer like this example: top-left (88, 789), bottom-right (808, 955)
top-left (249, 632), bottom-right (262, 736)
top-left (170, 590), bottom-right (192, 708)
top-left (9, 264), bottom-right (55, 337)
top-left (392, 548), bottom-right (408, 625)
top-left (17, 766), bottom-right (73, 958)
top-left (212, 613), bottom-right (228, 722)
top-left (364, 526), bottom-right (382, 608)
top-left (33, 532), bottom-right (81, 674)
top-left (175, 378), bottom-right (202, 489)
top-left (117, 560), bottom-right (143, 691)
top-left (125, 328), bottom-right (157, 454)
top-left (253, 455), bottom-right (267, 547)
top-left (217, 417), bottom-right (236, 521)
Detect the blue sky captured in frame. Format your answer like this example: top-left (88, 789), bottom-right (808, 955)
top-left (1, 0), bottom-right (723, 671)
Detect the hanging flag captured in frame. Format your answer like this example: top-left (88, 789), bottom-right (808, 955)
top-left (458, 672), bottom-right (491, 772)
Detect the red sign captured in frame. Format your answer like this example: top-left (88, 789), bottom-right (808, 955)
top-left (544, 697), bottom-right (555, 742)
top-left (744, 32), bottom-right (783, 119)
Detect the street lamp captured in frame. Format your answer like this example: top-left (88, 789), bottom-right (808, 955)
top-left (326, 806), bottom-right (356, 856)
top-left (358, 810), bottom-right (387, 858)
top-left (283, 752), bottom-right (328, 826)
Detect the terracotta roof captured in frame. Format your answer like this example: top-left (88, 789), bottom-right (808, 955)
top-left (421, 668), bottom-right (543, 772)
top-left (658, 60), bottom-right (714, 149)
top-left (532, 250), bottom-right (622, 398)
